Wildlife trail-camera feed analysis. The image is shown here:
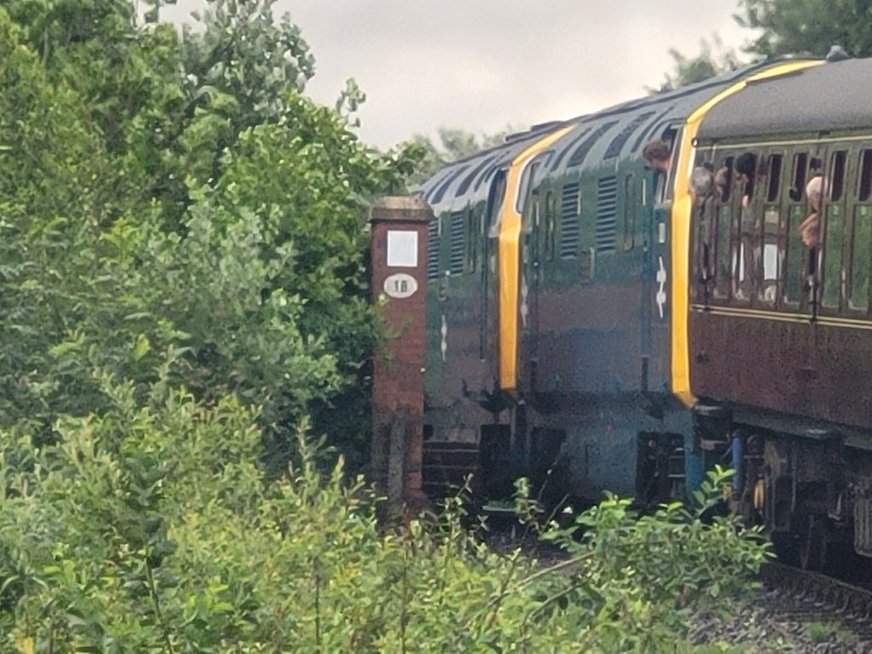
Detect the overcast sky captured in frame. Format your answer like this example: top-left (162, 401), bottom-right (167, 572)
top-left (160, 1), bottom-right (755, 149)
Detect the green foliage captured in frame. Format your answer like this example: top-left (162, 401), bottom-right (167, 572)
top-left (530, 466), bottom-right (772, 651)
top-left (804, 620), bottom-right (852, 645)
top-left (0, 394), bottom-right (770, 651)
top-left (737, 0), bottom-right (872, 59)
top-left (405, 126), bottom-right (517, 185)
top-left (0, 1), bottom-right (423, 468)
top-left (651, 35), bottom-right (742, 93)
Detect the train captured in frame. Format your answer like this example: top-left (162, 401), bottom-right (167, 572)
top-left (417, 53), bottom-right (872, 571)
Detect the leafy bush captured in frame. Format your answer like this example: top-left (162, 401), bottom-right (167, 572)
top-left (0, 379), bottom-right (769, 652)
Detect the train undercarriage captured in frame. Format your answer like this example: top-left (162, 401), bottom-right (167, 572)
top-left (422, 392), bottom-right (872, 577)
top-left (693, 402), bottom-right (872, 574)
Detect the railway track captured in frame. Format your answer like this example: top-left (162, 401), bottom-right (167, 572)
top-left (757, 561), bottom-right (872, 646)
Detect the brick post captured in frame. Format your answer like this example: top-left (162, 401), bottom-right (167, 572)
top-left (370, 196), bottom-right (432, 520)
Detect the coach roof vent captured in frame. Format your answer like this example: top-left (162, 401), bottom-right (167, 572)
top-left (826, 44), bottom-right (850, 62)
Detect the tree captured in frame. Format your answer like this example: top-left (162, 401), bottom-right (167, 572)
top-left (737, 0), bottom-right (872, 59)
top-left (0, 2), bottom-right (420, 469)
top-left (650, 35), bottom-right (742, 93)
top-left (405, 126), bottom-right (516, 185)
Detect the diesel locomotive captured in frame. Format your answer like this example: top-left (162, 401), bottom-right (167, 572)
top-left (417, 54), bottom-right (872, 570)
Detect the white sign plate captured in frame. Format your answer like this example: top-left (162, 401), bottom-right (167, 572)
top-left (383, 273), bottom-right (418, 299)
top-left (387, 230), bottom-right (418, 267)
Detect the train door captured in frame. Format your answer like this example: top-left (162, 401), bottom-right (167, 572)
top-left (481, 168), bottom-right (507, 390)
top-left (646, 126), bottom-right (680, 386)
top-left (518, 157), bottom-right (548, 397)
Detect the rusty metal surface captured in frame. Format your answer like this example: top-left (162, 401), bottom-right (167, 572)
top-left (690, 311), bottom-right (872, 430)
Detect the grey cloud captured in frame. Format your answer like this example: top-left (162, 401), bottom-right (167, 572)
top-left (161, 1), bottom-right (751, 148)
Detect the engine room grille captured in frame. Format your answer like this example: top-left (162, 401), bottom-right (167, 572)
top-left (449, 211), bottom-right (465, 275)
top-left (595, 176), bottom-right (618, 253)
top-left (427, 218), bottom-right (440, 280)
top-left (559, 182), bottom-right (580, 259)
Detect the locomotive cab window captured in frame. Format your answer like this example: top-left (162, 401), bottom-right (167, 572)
top-left (657, 128), bottom-right (680, 204)
top-left (643, 127), bottom-right (679, 204)
top-left (486, 169), bottom-right (508, 238)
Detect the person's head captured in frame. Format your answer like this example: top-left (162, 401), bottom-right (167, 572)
top-left (800, 212), bottom-right (821, 248)
top-left (690, 166), bottom-right (714, 205)
top-left (714, 166), bottom-right (729, 199)
top-left (806, 175), bottom-right (828, 212)
top-left (735, 152), bottom-right (757, 180)
top-left (642, 139), bottom-right (671, 174)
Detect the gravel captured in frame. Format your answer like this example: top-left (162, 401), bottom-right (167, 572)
top-left (484, 531), bottom-right (872, 652)
top-left (689, 587), bottom-right (872, 653)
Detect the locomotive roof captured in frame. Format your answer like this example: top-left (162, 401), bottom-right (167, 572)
top-left (545, 59), bottom-right (801, 179)
top-left (697, 57), bottom-right (872, 142)
top-left (419, 130), bottom-right (548, 212)
top-left (420, 57), bottom-right (820, 213)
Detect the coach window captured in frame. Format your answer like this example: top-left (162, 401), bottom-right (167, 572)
top-left (849, 149), bottom-right (872, 311)
top-left (713, 156), bottom-right (733, 300)
top-left (733, 151), bottom-right (758, 302)
top-left (782, 152), bottom-right (809, 306)
top-left (821, 150), bottom-right (848, 310)
top-left (759, 153), bottom-right (784, 304)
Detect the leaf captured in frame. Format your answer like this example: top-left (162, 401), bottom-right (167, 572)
top-left (133, 333), bottom-right (152, 362)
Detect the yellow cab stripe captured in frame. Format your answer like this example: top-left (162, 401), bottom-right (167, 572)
top-left (499, 125), bottom-right (575, 392)
top-left (670, 60), bottom-right (823, 406)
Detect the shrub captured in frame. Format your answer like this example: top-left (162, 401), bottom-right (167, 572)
top-left (0, 378), bottom-right (769, 652)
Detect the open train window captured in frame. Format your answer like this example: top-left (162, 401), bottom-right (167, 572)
top-left (719, 156), bottom-right (734, 202)
top-left (858, 150), bottom-right (872, 201)
top-left (791, 153), bottom-right (808, 199)
top-left (830, 150), bottom-right (847, 202)
top-left (766, 154), bottom-right (783, 202)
